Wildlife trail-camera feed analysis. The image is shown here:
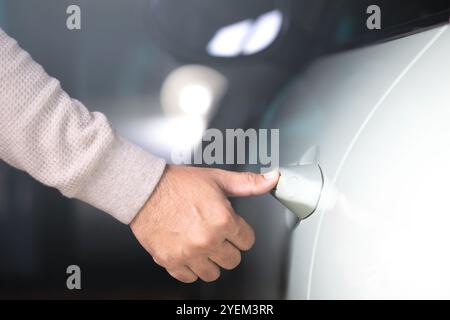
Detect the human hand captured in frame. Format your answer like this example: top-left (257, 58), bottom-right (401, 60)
top-left (130, 165), bottom-right (279, 283)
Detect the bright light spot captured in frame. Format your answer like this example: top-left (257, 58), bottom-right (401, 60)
top-left (179, 84), bottom-right (213, 116)
top-left (207, 20), bottom-right (253, 57)
top-left (170, 116), bottom-right (207, 164)
top-left (168, 116), bottom-right (206, 148)
top-left (160, 65), bottom-right (227, 120)
top-left (242, 10), bottom-right (283, 55)
top-left (207, 10), bottom-right (283, 57)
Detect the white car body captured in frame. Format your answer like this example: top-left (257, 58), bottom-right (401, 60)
top-left (267, 24), bottom-right (450, 299)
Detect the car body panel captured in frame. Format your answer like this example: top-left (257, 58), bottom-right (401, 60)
top-left (266, 25), bottom-right (450, 299)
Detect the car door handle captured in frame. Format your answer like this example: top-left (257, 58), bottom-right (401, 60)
top-left (271, 164), bottom-right (324, 220)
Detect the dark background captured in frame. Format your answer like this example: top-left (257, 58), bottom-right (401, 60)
top-left (0, 0), bottom-right (449, 299)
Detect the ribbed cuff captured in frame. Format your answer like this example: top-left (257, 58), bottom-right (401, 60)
top-left (73, 136), bottom-right (166, 224)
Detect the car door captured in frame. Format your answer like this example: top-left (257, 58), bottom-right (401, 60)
top-left (266, 24), bottom-right (450, 299)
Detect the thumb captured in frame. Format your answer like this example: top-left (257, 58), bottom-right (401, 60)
top-left (215, 169), bottom-right (280, 197)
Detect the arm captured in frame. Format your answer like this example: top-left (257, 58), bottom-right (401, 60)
top-left (0, 28), bottom-right (165, 224)
top-left (0, 27), bottom-right (280, 283)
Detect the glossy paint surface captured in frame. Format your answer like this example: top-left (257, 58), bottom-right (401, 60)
top-left (269, 25), bottom-right (450, 299)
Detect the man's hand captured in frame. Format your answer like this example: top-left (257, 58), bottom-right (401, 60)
top-left (130, 165), bottom-right (279, 283)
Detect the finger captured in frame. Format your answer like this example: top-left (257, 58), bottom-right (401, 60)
top-left (226, 215), bottom-right (255, 251)
top-left (214, 169), bottom-right (279, 197)
top-left (166, 266), bottom-right (199, 283)
top-left (188, 257), bottom-right (221, 282)
top-left (209, 240), bottom-right (242, 270)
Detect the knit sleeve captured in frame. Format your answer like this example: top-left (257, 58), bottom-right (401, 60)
top-left (0, 28), bottom-right (166, 224)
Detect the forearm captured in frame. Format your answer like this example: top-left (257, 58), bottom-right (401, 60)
top-left (0, 28), bottom-right (165, 224)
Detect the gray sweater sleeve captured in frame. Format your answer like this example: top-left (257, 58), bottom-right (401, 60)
top-left (0, 28), bottom-right (166, 224)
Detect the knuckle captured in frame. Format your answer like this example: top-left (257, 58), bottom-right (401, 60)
top-left (169, 255), bottom-right (183, 267)
top-left (214, 211), bottom-right (233, 228)
top-left (157, 252), bottom-right (181, 268)
top-left (184, 275), bottom-right (199, 283)
top-left (241, 172), bottom-right (261, 195)
top-left (244, 172), bottom-right (257, 187)
top-left (178, 277), bottom-right (197, 284)
top-left (153, 253), bottom-right (168, 266)
top-left (164, 256), bottom-right (176, 267)
top-left (243, 229), bottom-right (256, 250)
top-left (181, 246), bottom-right (195, 260)
top-left (231, 251), bottom-right (242, 268)
top-left (168, 269), bottom-right (198, 284)
top-left (193, 233), bottom-right (215, 250)
top-left (178, 273), bottom-right (198, 284)
top-left (201, 268), bottom-right (221, 282)
top-left (224, 252), bottom-right (242, 270)
top-left (153, 256), bottom-right (164, 267)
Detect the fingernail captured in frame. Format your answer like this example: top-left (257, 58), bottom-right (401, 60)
top-left (263, 170), bottom-right (279, 180)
